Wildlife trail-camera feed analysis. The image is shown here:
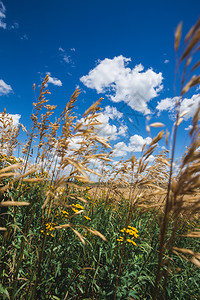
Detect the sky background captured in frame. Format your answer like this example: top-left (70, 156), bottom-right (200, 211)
top-left (0, 0), bottom-right (200, 165)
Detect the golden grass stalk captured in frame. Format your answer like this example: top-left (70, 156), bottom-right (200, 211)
top-left (0, 201), bottom-right (30, 207)
top-left (153, 17), bottom-right (200, 299)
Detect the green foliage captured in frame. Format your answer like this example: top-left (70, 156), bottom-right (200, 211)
top-left (0, 182), bottom-right (199, 299)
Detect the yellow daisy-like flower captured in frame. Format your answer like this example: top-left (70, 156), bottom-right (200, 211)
top-left (117, 236), bottom-right (124, 242)
top-left (128, 225), bottom-right (138, 233)
top-left (73, 203), bottom-right (84, 210)
top-left (127, 239), bottom-right (137, 246)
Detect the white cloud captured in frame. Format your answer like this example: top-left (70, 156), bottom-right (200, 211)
top-left (80, 55), bottom-right (163, 115)
top-left (10, 114), bottom-right (21, 127)
top-left (180, 94), bottom-right (200, 120)
top-left (68, 136), bottom-right (83, 151)
top-left (70, 48), bottom-right (75, 52)
top-left (112, 141), bottom-right (129, 157)
top-left (185, 124), bottom-right (192, 131)
top-left (156, 97), bottom-right (178, 113)
top-left (112, 134), bottom-right (152, 157)
top-left (79, 105), bottom-right (127, 141)
top-left (156, 94), bottom-right (200, 120)
top-left (146, 154), bottom-right (155, 162)
top-left (46, 72), bottom-right (62, 87)
top-left (0, 79), bottom-right (13, 96)
top-left (0, 1), bottom-right (6, 29)
top-left (94, 113), bottom-right (127, 141)
top-left (104, 105), bottom-right (123, 120)
top-left (68, 106), bottom-right (127, 149)
top-left (128, 134), bottom-right (152, 152)
top-left (164, 59), bottom-right (169, 64)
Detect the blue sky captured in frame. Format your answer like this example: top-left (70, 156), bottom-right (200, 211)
top-left (0, 0), bottom-right (200, 163)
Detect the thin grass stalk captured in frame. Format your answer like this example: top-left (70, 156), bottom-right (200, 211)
top-left (153, 102), bottom-right (180, 299)
top-left (31, 232), bottom-right (47, 299)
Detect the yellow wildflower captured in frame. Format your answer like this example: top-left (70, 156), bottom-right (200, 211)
top-left (127, 239), bottom-right (137, 246)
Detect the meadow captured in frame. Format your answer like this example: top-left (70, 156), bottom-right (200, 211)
top-left (0, 19), bottom-right (200, 299)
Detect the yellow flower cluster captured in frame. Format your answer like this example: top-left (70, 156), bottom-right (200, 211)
top-left (70, 203), bottom-right (84, 213)
top-left (72, 203), bottom-right (84, 209)
top-left (117, 225), bottom-right (139, 246)
top-left (55, 209), bottom-right (69, 219)
top-left (117, 236), bottom-right (124, 242)
top-left (127, 239), bottom-right (137, 246)
top-left (120, 226), bottom-right (139, 238)
top-left (41, 222), bottom-right (56, 237)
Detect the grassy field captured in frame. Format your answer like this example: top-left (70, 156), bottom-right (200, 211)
top-left (0, 19), bottom-right (200, 299)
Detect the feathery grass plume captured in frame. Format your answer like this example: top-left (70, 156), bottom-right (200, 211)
top-left (22, 75), bottom-right (50, 172)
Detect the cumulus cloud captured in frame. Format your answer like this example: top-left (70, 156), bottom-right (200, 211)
top-left (0, 1), bottom-right (6, 29)
top-left (80, 55), bottom-right (163, 115)
top-left (128, 134), bottom-right (152, 152)
top-left (95, 106), bottom-right (127, 141)
top-left (112, 134), bottom-right (152, 157)
top-left (67, 106), bottom-right (127, 153)
top-left (78, 105), bottom-right (127, 141)
top-left (0, 79), bottom-right (13, 96)
top-left (93, 111), bottom-right (127, 141)
top-left (46, 72), bottom-right (62, 87)
top-left (156, 94), bottom-right (200, 120)
top-left (164, 59), bottom-right (169, 64)
top-left (112, 141), bottom-right (130, 157)
top-left (68, 136), bottom-right (83, 152)
top-left (104, 105), bottom-right (123, 120)
top-left (156, 97), bottom-right (178, 113)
